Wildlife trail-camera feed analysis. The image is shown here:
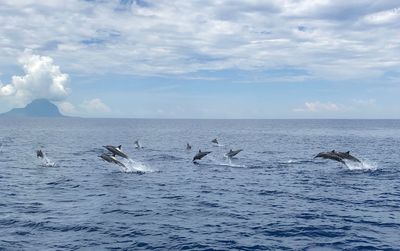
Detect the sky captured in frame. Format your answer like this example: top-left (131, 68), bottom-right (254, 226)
top-left (0, 0), bottom-right (399, 118)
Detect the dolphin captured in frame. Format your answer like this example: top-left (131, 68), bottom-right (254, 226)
top-left (211, 138), bottom-right (218, 144)
top-left (134, 140), bottom-right (141, 149)
top-left (314, 150), bottom-right (345, 164)
top-left (193, 149), bottom-right (211, 162)
top-left (99, 153), bottom-right (125, 167)
top-left (186, 143), bottom-right (192, 150)
top-left (103, 145), bottom-right (129, 159)
top-left (226, 149), bottom-right (243, 158)
top-left (334, 151), bottom-right (361, 163)
top-left (36, 150), bottom-right (44, 159)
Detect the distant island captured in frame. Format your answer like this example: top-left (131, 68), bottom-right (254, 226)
top-left (0, 99), bottom-right (65, 118)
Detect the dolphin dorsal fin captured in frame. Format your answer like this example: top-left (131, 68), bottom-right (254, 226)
top-left (118, 145), bottom-right (122, 149)
top-left (199, 149), bottom-right (201, 153)
top-left (346, 151), bottom-right (350, 154)
top-left (331, 150), bottom-right (335, 153)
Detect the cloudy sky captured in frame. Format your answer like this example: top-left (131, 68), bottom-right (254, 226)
top-left (0, 0), bottom-right (399, 118)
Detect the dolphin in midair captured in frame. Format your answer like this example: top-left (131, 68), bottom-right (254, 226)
top-left (36, 150), bottom-right (44, 159)
top-left (186, 143), bottom-right (192, 150)
top-left (103, 145), bottom-right (129, 159)
top-left (314, 150), bottom-right (361, 164)
top-left (314, 151), bottom-right (345, 164)
top-left (99, 153), bottom-right (125, 167)
top-left (334, 151), bottom-right (361, 163)
top-left (193, 149), bottom-right (211, 162)
top-left (226, 149), bottom-right (243, 158)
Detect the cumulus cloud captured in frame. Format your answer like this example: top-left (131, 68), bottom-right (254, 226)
top-left (0, 50), bottom-right (69, 105)
top-left (81, 98), bottom-right (111, 113)
top-left (294, 101), bottom-right (342, 112)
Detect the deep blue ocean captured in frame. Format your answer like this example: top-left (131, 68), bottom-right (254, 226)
top-left (0, 119), bottom-right (399, 250)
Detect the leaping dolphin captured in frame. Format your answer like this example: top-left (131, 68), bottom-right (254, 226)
top-left (314, 150), bottom-right (361, 164)
top-left (314, 151), bottom-right (345, 164)
top-left (99, 153), bottom-right (125, 167)
top-left (211, 138), bottom-right (218, 144)
top-left (334, 151), bottom-right (361, 163)
top-left (36, 150), bottom-right (44, 159)
top-left (193, 149), bottom-right (211, 162)
top-left (226, 149), bottom-right (243, 158)
top-left (103, 145), bottom-right (129, 159)
top-left (186, 143), bottom-right (192, 150)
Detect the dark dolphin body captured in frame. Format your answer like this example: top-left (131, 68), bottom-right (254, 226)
top-left (314, 151), bottom-right (345, 164)
top-left (314, 150), bottom-right (361, 164)
top-left (335, 151), bottom-right (361, 163)
top-left (226, 149), bottom-right (243, 158)
top-left (99, 153), bottom-right (125, 167)
top-left (193, 150), bottom-right (211, 162)
top-left (36, 150), bottom-right (44, 159)
top-left (186, 143), bottom-right (192, 150)
top-left (103, 145), bottom-right (129, 159)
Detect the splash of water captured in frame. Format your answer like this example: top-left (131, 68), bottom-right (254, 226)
top-left (344, 159), bottom-right (378, 171)
top-left (120, 158), bottom-right (156, 173)
top-left (40, 155), bottom-right (56, 167)
top-left (209, 155), bottom-right (246, 168)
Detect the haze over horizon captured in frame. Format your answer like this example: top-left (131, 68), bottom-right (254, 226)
top-left (0, 1), bottom-right (399, 119)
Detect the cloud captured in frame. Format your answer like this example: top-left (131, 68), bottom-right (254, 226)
top-left (58, 101), bottom-right (77, 114)
top-left (293, 98), bottom-right (377, 113)
top-left (81, 98), bottom-right (111, 113)
top-left (0, 50), bottom-right (69, 105)
top-left (293, 101), bottom-right (342, 112)
top-left (0, 1), bottom-right (399, 79)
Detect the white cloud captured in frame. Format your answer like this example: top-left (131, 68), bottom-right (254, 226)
top-left (294, 101), bottom-right (342, 112)
top-left (58, 101), bottom-right (77, 115)
top-left (293, 98), bottom-right (378, 113)
top-left (0, 50), bottom-right (69, 105)
top-left (81, 98), bottom-right (111, 113)
top-left (0, 1), bottom-right (399, 79)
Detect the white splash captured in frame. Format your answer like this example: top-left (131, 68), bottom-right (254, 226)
top-left (344, 159), bottom-right (378, 171)
top-left (209, 155), bottom-right (246, 168)
top-left (40, 155), bottom-right (56, 167)
top-left (120, 158), bottom-right (155, 173)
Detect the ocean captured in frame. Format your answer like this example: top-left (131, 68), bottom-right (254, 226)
top-left (0, 119), bottom-right (399, 250)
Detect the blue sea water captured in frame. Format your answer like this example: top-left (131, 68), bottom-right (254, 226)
top-left (0, 119), bottom-right (399, 250)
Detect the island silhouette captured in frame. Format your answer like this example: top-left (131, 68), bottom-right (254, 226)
top-left (0, 99), bottom-right (65, 118)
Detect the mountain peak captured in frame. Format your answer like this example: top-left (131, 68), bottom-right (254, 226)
top-left (0, 99), bottom-right (65, 118)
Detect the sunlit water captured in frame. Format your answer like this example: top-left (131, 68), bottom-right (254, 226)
top-left (0, 119), bottom-right (399, 250)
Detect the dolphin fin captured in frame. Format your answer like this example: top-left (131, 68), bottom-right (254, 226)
top-left (346, 151), bottom-right (350, 154)
top-left (118, 145), bottom-right (122, 149)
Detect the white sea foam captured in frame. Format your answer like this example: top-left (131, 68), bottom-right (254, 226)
top-left (209, 155), bottom-right (246, 168)
top-left (120, 158), bottom-right (155, 173)
top-left (40, 155), bottom-right (56, 167)
top-left (344, 159), bottom-right (378, 171)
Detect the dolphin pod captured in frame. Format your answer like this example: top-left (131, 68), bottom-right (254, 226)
top-left (314, 150), bottom-right (361, 164)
